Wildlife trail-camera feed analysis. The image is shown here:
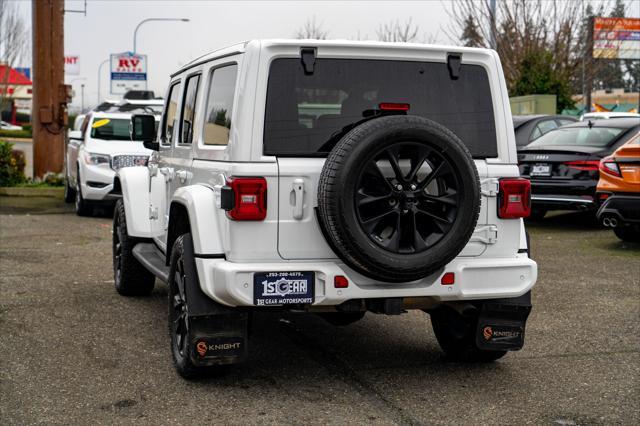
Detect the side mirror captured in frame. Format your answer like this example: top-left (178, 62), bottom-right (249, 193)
top-left (131, 114), bottom-right (158, 151)
top-left (68, 130), bottom-right (82, 140)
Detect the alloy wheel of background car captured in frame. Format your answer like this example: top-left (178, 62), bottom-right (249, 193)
top-left (63, 175), bottom-right (76, 203)
top-left (74, 169), bottom-right (93, 216)
top-left (317, 115), bottom-right (481, 282)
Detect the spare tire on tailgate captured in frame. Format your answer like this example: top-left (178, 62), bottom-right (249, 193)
top-left (317, 115), bottom-right (480, 282)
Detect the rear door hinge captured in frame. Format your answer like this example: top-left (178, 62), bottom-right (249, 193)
top-left (470, 224), bottom-right (498, 244)
top-left (481, 178), bottom-right (499, 197)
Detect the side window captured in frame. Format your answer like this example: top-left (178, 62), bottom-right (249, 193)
top-left (203, 65), bottom-right (238, 146)
top-left (179, 74), bottom-right (201, 144)
top-left (163, 82), bottom-right (181, 145)
top-left (531, 120), bottom-right (558, 141)
top-left (557, 119), bottom-right (575, 127)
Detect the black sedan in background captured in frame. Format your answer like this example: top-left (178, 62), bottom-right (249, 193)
top-left (519, 118), bottom-right (640, 219)
top-left (513, 115), bottom-right (578, 149)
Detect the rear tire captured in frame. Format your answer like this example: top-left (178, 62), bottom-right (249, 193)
top-left (168, 234), bottom-right (227, 379)
top-left (112, 199), bottom-right (155, 296)
top-left (64, 175), bottom-right (76, 203)
top-left (430, 306), bottom-right (507, 362)
top-left (75, 169), bottom-right (93, 217)
top-left (614, 226), bottom-right (640, 242)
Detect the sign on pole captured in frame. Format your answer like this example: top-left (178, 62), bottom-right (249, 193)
top-left (110, 52), bottom-right (147, 94)
top-left (593, 17), bottom-right (640, 59)
top-left (64, 55), bottom-right (80, 75)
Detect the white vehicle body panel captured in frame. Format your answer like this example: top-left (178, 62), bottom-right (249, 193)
top-left (195, 255), bottom-right (536, 307)
top-left (119, 167), bottom-right (153, 237)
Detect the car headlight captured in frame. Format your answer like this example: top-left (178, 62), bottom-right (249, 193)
top-left (83, 152), bottom-right (110, 166)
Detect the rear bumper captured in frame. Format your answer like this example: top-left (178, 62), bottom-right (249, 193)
top-left (596, 194), bottom-right (640, 225)
top-left (531, 194), bottom-right (596, 211)
top-left (530, 179), bottom-right (597, 211)
top-left (195, 255), bottom-right (537, 307)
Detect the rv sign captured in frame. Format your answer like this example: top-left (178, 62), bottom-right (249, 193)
top-left (110, 52), bottom-right (148, 94)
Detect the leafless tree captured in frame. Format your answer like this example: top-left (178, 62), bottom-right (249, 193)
top-left (0, 0), bottom-right (28, 104)
top-left (376, 18), bottom-right (420, 42)
top-left (443, 0), bottom-right (614, 96)
top-left (295, 16), bottom-right (329, 40)
top-left (376, 18), bottom-right (439, 44)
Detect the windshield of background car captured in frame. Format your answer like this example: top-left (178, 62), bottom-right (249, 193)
top-left (263, 58), bottom-right (498, 158)
top-left (90, 118), bottom-right (131, 141)
top-left (527, 126), bottom-right (626, 148)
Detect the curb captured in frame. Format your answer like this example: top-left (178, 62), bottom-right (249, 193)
top-left (0, 187), bottom-right (64, 198)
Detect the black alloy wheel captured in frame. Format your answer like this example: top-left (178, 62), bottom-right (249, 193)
top-left (112, 199), bottom-right (155, 296)
top-left (170, 255), bottom-right (190, 360)
top-left (355, 142), bottom-right (460, 254)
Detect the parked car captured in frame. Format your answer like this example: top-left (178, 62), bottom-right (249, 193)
top-left (519, 118), bottom-right (640, 219)
top-left (113, 40), bottom-right (537, 378)
top-left (580, 112), bottom-right (640, 121)
top-left (596, 133), bottom-right (640, 242)
top-left (64, 111), bottom-right (159, 216)
top-left (0, 120), bottom-right (23, 131)
top-left (513, 115), bottom-right (577, 149)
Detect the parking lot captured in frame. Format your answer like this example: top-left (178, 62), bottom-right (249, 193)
top-left (0, 196), bottom-right (638, 425)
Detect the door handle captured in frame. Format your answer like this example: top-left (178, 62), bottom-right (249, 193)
top-left (291, 178), bottom-right (304, 220)
top-left (176, 170), bottom-right (191, 184)
top-left (159, 167), bottom-right (174, 182)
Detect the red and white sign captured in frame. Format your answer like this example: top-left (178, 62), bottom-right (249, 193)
top-left (64, 55), bottom-right (80, 75)
top-left (593, 17), bottom-right (640, 59)
top-left (110, 52), bottom-right (148, 94)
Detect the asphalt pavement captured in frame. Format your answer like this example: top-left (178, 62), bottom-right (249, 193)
top-left (1, 196), bottom-right (638, 425)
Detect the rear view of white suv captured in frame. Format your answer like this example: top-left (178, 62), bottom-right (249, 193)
top-left (113, 40), bottom-right (536, 378)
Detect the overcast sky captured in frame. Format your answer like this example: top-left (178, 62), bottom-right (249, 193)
top-left (18, 0), bottom-right (454, 109)
top-left (15, 0), bottom-right (639, 110)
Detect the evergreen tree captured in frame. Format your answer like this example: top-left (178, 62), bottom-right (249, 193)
top-left (512, 50), bottom-right (575, 113)
top-left (461, 15), bottom-right (483, 47)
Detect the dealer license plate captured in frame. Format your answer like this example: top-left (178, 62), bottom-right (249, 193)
top-left (531, 163), bottom-right (551, 176)
top-left (253, 271), bottom-right (314, 306)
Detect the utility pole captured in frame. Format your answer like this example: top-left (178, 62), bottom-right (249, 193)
top-left (489, 0), bottom-right (497, 50)
top-left (585, 16), bottom-right (594, 112)
top-left (32, 0), bottom-right (68, 178)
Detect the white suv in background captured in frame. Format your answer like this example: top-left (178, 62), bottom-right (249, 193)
top-left (65, 111), bottom-right (159, 216)
top-left (113, 40), bottom-right (537, 378)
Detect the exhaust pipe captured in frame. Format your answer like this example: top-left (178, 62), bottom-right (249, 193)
top-left (610, 217), bottom-right (618, 228)
top-left (603, 218), bottom-right (611, 227)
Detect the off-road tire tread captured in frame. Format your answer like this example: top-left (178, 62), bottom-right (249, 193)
top-left (168, 234), bottom-right (227, 380)
top-left (613, 226), bottom-right (640, 242)
top-left (113, 199), bottom-right (155, 296)
top-left (317, 115), bottom-right (480, 282)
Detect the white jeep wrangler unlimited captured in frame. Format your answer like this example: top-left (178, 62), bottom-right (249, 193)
top-left (114, 40), bottom-right (537, 378)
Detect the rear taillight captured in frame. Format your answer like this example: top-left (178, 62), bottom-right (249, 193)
top-left (225, 177), bottom-right (267, 221)
top-left (378, 102), bottom-right (410, 111)
top-left (498, 178), bottom-right (531, 219)
top-left (599, 157), bottom-right (621, 177)
top-left (564, 160), bottom-right (600, 171)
